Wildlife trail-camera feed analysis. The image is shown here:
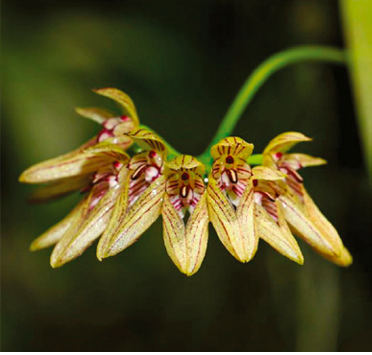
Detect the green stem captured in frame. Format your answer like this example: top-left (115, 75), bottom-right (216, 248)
top-left (199, 46), bottom-right (348, 161)
top-left (247, 154), bottom-right (263, 165)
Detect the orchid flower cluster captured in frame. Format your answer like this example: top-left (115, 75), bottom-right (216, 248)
top-left (20, 88), bottom-right (352, 275)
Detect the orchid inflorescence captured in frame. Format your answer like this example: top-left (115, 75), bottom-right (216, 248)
top-left (20, 87), bottom-right (352, 275)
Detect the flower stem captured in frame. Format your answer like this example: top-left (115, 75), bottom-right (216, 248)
top-left (199, 46), bottom-right (348, 160)
top-left (247, 154), bottom-right (263, 165)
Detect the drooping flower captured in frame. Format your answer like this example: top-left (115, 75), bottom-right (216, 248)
top-left (21, 87), bottom-right (140, 266)
top-left (96, 129), bottom-right (168, 260)
top-left (207, 137), bottom-right (304, 264)
top-left (30, 144), bottom-right (130, 267)
top-left (97, 141), bottom-right (209, 276)
top-left (262, 132), bottom-right (352, 266)
top-left (161, 155), bottom-right (209, 275)
top-left (19, 88), bottom-right (138, 196)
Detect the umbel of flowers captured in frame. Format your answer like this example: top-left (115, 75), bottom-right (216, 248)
top-left (20, 88), bottom-right (352, 276)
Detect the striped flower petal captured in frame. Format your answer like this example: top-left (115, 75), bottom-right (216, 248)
top-left (236, 178), bottom-right (258, 261)
top-left (207, 176), bottom-right (245, 261)
top-left (263, 132), bottom-right (312, 155)
top-left (282, 153), bottom-right (327, 168)
top-left (93, 88), bottom-right (139, 125)
top-left (255, 201), bottom-right (304, 264)
top-left (127, 128), bottom-right (166, 152)
top-left (96, 172), bottom-right (130, 260)
top-left (50, 183), bottom-right (121, 268)
top-left (302, 188), bottom-right (344, 257)
top-left (20, 142), bottom-right (129, 184)
top-left (98, 175), bottom-right (166, 259)
top-left (277, 186), bottom-right (340, 257)
top-left (252, 166), bottom-right (286, 181)
top-left (163, 191), bottom-right (209, 276)
top-left (211, 137), bottom-right (254, 161)
top-left (19, 151), bottom-right (115, 184)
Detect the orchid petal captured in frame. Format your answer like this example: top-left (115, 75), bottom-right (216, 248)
top-left (30, 201), bottom-right (84, 251)
top-left (282, 153), bottom-right (327, 168)
top-left (252, 166), bottom-right (286, 181)
top-left (93, 88), bottom-right (139, 125)
top-left (162, 193), bottom-right (187, 272)
top-left (318, 246), bottom-right (353, 267)
top-left (255, 202), bottom-right (304, 264)
top-left (236, 178), bottom-right (258, 261)
top-left (278, 193), bottom-right (340, 257)
top-left (127, 128), bottom-right (167, 153)
top-left (207, 176), bottom-right (244, 261)
top-left (96, 172), bottom-right (130, 260)
top-left (162, 192), bottom-right (209, 276)
top-left (211, 137), bottom-right (254, 160)
top-left (184, 192), bottom-right (209, 275)
top-left (302, 188), bottom-right (344, 256)
top-left (50, 185), bottom-right (120, 268)
top-left (165, 155), bottom-right (205, 173)
top-left (100, 175), bottom-right (166, 259)
top-left (75, 107), bottom-right (114, 124)
top-left (263, 132), bottom-right (311, 154)
top-left (19, 151), bottom-right (115, 184)
top-left (83, 142), bottom-right (130, 162)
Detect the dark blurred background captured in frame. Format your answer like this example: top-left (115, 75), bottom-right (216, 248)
top-left (1, 0), bottom-right (371, 351)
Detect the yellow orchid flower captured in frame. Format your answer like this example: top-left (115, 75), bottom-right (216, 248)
top-left (19, 88), bottom-right (138, 189)
top-left (97, 141), bottom-right (209, 275)
top-left (30, 144), bottom-right (130, 267)
top-left (20, 46), bottom-right (357, 277)
top-left (162, 155), bottom-right (209, 276)
top-left (262, 132), bottom-right (352, 266)
top-left (20, 87), bottom-right (140, 266)
top-left (207, 137), bottom-right (304, 264)
top-left (97, 128), bottom-right (168, 261)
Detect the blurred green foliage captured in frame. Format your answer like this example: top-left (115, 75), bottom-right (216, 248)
top-left (1, 0), bottom-right (371, 351)
top-left (341, 0), bottom-right (372, 179)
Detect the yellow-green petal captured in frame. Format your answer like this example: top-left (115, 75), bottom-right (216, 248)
top-left (184, 192), bottom-right (209, 275)
top-left (162, 193), bottom-right (187, 273)
top-left (93, 88), bottom-right (139, 125)
top-left (162, 192), bottom-right (209, 276)
top-left (236, 178), bottom-right (258, 262)
top-left (207, 176), bottom-right (244, 261)
top-left (19, 151), bottom-right (113, 184)
top-left (99, 175), bottom-right (166, 259)
top-left (96, 172), bottom-right (130, 260)
top-left (166, 155), bottom-right (205, 174)
top-left (283, 153), bottom-right (327, 167)
top-left (317, 246), bottom-right (353, 267)
top-left (211, 137), bottom-right (254, 160)
top-left (263, 132), bottom-right (311, 154)
top-left (75, 107), bottom-right (114, 124)
top-left (278, 193), bottom-right (340, 257)
top-left (255, 202), bottom-right (304, 265)
top-left (252, 166), bottom-right (286, 181)
top-left (302, 188), bottom-right (344, 257)
top-left (127, 128), bottom-right (166, 153)
top-left (83, 142), bottom-right (130, 161)
top-left (50, 186), bottom-right (119, 268)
